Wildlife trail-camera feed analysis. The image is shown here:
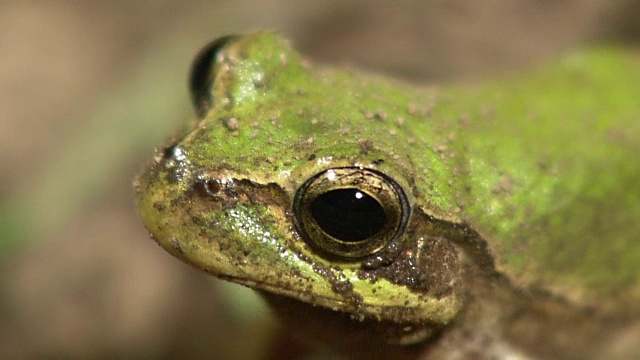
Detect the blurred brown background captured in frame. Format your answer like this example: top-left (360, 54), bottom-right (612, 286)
top-left (1, 1), bottom-right (638, 359)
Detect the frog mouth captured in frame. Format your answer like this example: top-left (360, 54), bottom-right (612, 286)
top-left (219, 274), bottom-right (395, 321)
top-left (214, 271), bottom-right (461, 327)
top-left (221, 275), bottom-right (354, 308)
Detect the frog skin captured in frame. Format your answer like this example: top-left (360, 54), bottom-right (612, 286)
top-left (135, 33), bottom-right (640, 359)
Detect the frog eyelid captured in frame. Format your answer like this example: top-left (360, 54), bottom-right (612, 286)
top-left (188, 35), bottom-right (239, 118)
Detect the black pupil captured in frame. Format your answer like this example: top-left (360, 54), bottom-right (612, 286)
top-left (310, 189), bottom-right (386, 242)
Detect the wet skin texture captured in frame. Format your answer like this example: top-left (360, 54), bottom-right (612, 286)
top-left (136, 33), bottom-right (640, 359)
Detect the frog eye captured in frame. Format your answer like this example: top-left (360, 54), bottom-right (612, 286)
top-left (189, 35), bottom-right (238, 118)
top-left (293, 167), bottom-right (410, 260)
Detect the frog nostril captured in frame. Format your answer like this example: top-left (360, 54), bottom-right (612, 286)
top-left (189, 35), bottom-right (239, 118)
top-left (195, 178), bottom-right (223, 198)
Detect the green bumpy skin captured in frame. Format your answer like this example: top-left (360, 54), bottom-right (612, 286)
top-left (136, 32), bottom-right (640, 348)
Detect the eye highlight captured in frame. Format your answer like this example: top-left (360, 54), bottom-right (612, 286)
top-left (293, 167), bottom-right (410, 260)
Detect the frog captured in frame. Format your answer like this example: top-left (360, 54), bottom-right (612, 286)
top-left (135, 32), bottom-right (640, 359)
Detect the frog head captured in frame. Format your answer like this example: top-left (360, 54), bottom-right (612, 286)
top-left (135, 33), bottom-right (493, 344)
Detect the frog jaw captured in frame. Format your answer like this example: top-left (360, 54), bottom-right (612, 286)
top-left (218, 273), bottom-right (461, 324)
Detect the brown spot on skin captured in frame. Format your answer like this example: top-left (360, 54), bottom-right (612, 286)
top-left (169, 237), bottom-right (184, 255)
top-left (493, 176), bottom-right (514, 194)
top-left (153, 201), bottom-right (165, 211)
top-left (225, 117), bottom-right (239, 130)
top-left (359, 139), bottom-right (375, 154)
top-left (376, 109), bottom-right (387, 120)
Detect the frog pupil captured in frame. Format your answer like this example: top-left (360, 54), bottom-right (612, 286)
top-left (310, 189), bottom-right (386, 242)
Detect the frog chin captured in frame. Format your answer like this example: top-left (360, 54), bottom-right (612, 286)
top-left (215, 270), bottom-right (461, 329)
top-left (221, 275), bottom-right (449, 346)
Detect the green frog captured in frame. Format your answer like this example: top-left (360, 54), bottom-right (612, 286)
top-left (135, 32), bottom-right (640, 359)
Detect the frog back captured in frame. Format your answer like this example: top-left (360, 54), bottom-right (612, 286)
top-left (447, 48), bottom-right (640, 306)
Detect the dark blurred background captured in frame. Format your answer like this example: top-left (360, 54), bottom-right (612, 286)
top-left (1, 1), bottom-right (638, 359)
